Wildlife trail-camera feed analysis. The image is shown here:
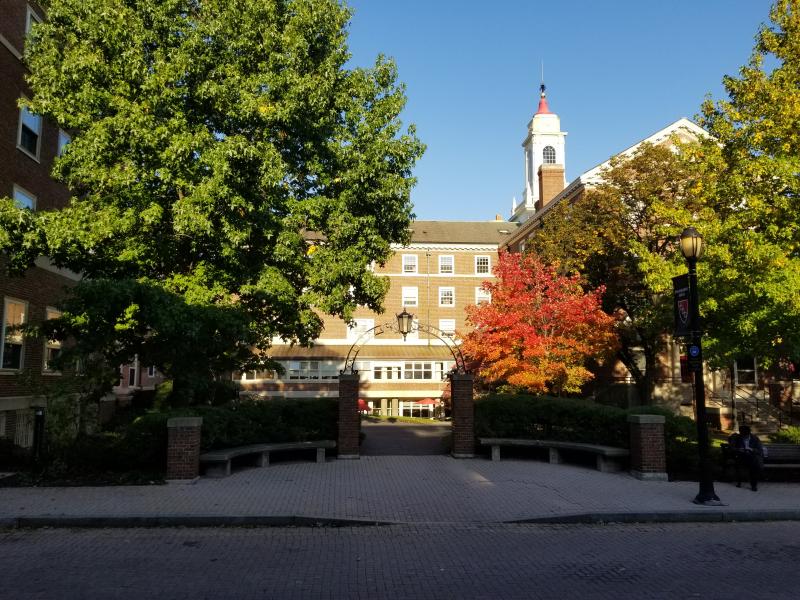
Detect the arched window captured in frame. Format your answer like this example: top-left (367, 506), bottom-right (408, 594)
top-left (543, 146), bottom-right (556, 164)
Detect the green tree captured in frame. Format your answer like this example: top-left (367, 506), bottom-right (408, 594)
top-left (0, 0), bottom-right (424, 402)
top-left (526, 142), bottom-right (708, 403)
top-left (698, 0), bottom-right (800, 371)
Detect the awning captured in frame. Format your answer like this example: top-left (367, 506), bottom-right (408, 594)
top-left (358, 398), bottom-right (370, 411)
top-left (415, 398), bottom-right (439, 405)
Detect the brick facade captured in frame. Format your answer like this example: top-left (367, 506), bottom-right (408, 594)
top-left (337, 373), bottom-right (360, 458)
top-left (450, 373), bottom-right (475, 458)
top-left (627, 414), bottom-right (668, 481)
top-left (166, 417), bottom-right (203, 480)
top-left (536, 164), bottom-right (566, 210)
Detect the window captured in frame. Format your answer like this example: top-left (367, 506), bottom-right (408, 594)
top-left (26, 6), bottom-right (42, 35)
top-left (347, 318), bottom-right (375, 342)
top-left (438, 255), bottom-right (454, 274)
top-left (17, 105), bottom-right (41, 159)
top-left (43, 308), bottom-right (62, 373)
top-left (287, 360), bottom-right (339, 380)
top-left (475, 287), bottom-right (491, 304)
top-left (12, 185), bottom-right (36, 210)
top-left (373, 364), bottom-right (402, 380)
top-left (439, 319), bottom-right (456, 336)
top-left (438, 287), bottom-right (455, 307)
top-left (402, 286), bottom-right (418, 307)
top-left (475, 256), bottom-right (490, 274)
top-left (1, 299), bottom-right (27, 370)
top-left (403, 362), bottom-right (445, 380)
top-left (128, 366), bottom-right (137, 387)
top-left (147, 365), bottom-right (156, 378)
top-left (543, 146), bottom-right (556, 164)
top-left (58, 130), bottom-right (71, 156)
top-left (735, 356), bottom-right (757, 385)
top-left (402, 254), bottom-right (418, 274)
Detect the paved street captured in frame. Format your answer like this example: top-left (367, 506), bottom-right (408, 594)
top-left (2, 522), bottom-right (799, 599)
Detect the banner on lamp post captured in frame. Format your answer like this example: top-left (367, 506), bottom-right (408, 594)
top-left (672, 274), bottom-right (691, 338)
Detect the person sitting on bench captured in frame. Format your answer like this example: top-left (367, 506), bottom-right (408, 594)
top-left (728, 425), bottom-right (767, 491)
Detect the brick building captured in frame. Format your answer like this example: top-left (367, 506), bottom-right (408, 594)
top-left (239, 220), bottom-right (516, 416)
top-left (0, 1), bottom-right (81, 447)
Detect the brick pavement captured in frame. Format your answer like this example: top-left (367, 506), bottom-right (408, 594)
top-left (0, 456), bottom-right (798, 525)
top-left (2, 522), bottom-right (800, 599)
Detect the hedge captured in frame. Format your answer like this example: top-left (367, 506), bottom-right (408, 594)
top-left (474, 394), bottom-right (700, 475)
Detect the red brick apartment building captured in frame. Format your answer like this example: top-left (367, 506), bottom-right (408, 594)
top-left (0, 1), bottom-right (80, 447)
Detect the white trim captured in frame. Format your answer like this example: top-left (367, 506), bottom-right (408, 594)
top-left (42, 307), bottom-right (62, 374)
top-left (438, 319), bottom-right (456, 336)
top-left (383, 272), bottom-right (493, 279)
top-left (1, 297), bottom-right (28, 371)
top-left (474, 255), bottom-right (491, 275)
top-left (16, 101), bottom-right (42, 162)
top-left (395, 243), bottom-right (500, 252)
top-left (438, 255), bottom-right (454, 274)
top-left (401, 254), bottom-right (418, 274)
top-left (438, 286), bottom-right (455, 307)
top-left (33, 257), bottom-right (82, 282)
top-left (474, 287), bottom-right (491, 304)
top-left (401, 286), bottom-right (418, 307)
top-left (26, 5), bottom-right (43, 35)
top-left (0, 33), bottom-right (23, 60)
top-left (12, 184), bottom-right (36, 210)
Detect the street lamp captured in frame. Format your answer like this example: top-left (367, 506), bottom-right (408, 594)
top-left (396, 309), bottom-right (414, 341)
top-left (680, 226), bottom-right (722, 506)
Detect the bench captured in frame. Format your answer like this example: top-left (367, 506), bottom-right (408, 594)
top-left (200, 440), bottom-right (336, 478)
top-left (721, 443), bottom-right (800, 477)
top-left (479, 438), bottom-right (629, 473)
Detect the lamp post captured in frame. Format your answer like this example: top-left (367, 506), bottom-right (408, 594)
top-left (680, 226), bottom-right (722, 506)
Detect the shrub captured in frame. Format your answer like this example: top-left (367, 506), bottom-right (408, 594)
top-left (771, 426), bottom-right (800, 444)
top-left (475, 394), bottom-right (629, 447)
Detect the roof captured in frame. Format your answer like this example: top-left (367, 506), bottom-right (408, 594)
top-left (268, 344), bottom-right (456, 361)
top-left (408, 220), bottom-right (517, 245)
top-left (505, 117), bottom-right (707, 247)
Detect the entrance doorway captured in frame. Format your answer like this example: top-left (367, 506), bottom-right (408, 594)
top-left (360, 420), bottom-right (451, 455)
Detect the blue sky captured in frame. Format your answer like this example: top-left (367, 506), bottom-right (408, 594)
top-left (345, 0), bottom-right (773, 221)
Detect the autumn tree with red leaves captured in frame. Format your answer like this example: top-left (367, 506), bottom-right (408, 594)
top-left (462, 252), bottom-right (618, 395)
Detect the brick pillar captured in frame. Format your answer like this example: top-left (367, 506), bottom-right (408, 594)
top-left (451, 373), bottom-right (475, 458)
top-left (628, 414), bottom-right (668, 481)
top-left (338, 373), bottom-right (360, 459)
top-left (166, 417), bottom-right (203, 481)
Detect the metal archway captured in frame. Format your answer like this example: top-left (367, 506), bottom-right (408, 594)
top-left (341, 319), bottom-right (468, 375)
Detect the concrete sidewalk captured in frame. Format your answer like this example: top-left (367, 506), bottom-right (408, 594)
top-left (1, 456), bottom-right (798, 528)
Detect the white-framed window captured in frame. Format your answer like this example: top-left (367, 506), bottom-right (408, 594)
top-left (147, 365), bottom-right (156, 378)
top-left (402, 286), bottom-right (418, 307)
top-left (26, 5), bottom-right (42, 35)
top-left (12, 185), bottom-right (36, 210)
top-left (128, 365), bottom-right (137, 387)
top-left (438, 255), bottom-right (454, 274)
top-left (402, 254), bottom-right (418, 274)
top-left (439, 319), bottom-right (456, 336)
top-left (734, 356), bottom-right (758, 385)
top-left (17, 104), bottom-right (41, 160)
top-left (438, 287), bottom-right (455, 307)
top-left (475, 255), bottom-right (491, 275)
top-left (57, 130), bottom-right (71, 156)
top-left (286, 360), bottom-right (339, 380)
top-left (373, 363), bottom-right (402, 380)
top-left (1, 298), bottom-right (27, 370)
top-left (403, 361), bottom-right (446, 381)
top-left (347, 318), bottom-right (375, 342)
top-left (43, 307), bottom-right (62, 373)
top-left (475, 287), bottom-right (492, 304)
top-left (543, 145), bottom-right (557, 164)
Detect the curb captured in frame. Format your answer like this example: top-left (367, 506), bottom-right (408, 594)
top-left (2, 515), bottom-right (394, 529)
top-left (2, 510), bottom-right (800, 529)
top-left (506, 509), bottom-right (800, 525)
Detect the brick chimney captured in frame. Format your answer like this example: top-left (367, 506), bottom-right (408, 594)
top-left (537, 164), bottom-right (565, 209)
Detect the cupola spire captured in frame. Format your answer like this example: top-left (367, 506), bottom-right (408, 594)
top-left (536, 82), bottom-right (551, 115)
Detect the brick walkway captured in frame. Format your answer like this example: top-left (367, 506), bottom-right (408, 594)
top-left (1, 456), bottom-right (797, 525)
